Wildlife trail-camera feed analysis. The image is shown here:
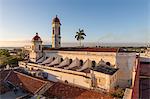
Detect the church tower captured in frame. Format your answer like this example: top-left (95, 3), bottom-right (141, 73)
top-left (29, 33), bottom-right (43, 62)
top-left (52, 15), bottom-right (61, 48)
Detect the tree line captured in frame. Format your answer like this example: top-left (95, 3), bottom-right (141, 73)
top-left (0, 49), bottom-right (24, 68)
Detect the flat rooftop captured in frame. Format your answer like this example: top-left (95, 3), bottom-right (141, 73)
top-left (93, 65), bottom-right (118, 75)
top-left (43, 47), bottom-right (119, 52)
top-left (43, 47), bottom-right (136, 53)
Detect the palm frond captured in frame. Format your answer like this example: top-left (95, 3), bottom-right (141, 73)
top-left (81, 33), bottom-right (86, 36)
top-left (76, 32), bottom-right (79, 35)
top-left (79, 28), bottom-right (81, 32)
top-left (75, 35), bottom-right (78, 38)
top-left (80, 29), bottom-right (84, 33)
top-left (77, 36), bottom-right (80, 41)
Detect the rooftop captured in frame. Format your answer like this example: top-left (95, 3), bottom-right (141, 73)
top-left (93, 65), bottom-right (118, 75)
top-left (32, 33), bottom-right (42, 42)
top-left (0, 70), bottom-right (10, 82)
top-left (43, 47), bottom-right (137, 53)
top-left (3, 70), bottom-right (47, 94)
top-left (0, 69), bottom-right (112, 99)
top-left (43, 47), bottom-right (119, 52)
top-left (43, 82), bottom-right (112, 99)
top-left (52, 15), bottom-right (61, 24)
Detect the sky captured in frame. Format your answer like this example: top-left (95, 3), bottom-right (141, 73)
top-left (0, 0), bottom-right (150, 45)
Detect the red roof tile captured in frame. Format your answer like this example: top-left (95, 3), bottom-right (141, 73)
top-left (6, 71), bottom-right (46, 94)
top-left (44, 47), bottom-right (118, 52)
top-left (32, 33), bottom-right (42, 41)
top-left (43, 82), bottom-right (112, 99)
top-left (0, 70), bottom-right (10, 82)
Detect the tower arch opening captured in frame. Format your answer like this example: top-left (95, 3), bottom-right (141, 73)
top-left (106, 62), bottom-right (111, 66)
top-left (80, 60), bottom-right (83, 66)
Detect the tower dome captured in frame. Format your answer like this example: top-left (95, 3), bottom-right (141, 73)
top-left (32, 33), bottom-right (42, 42)
top-left (52, 15), bottom-right (61, 24)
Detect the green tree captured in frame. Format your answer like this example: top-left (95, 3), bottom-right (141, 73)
top-left (75, 29), bottom-right (86, 47)
top-left (8, 56), bottom-right (18, 67)
top-left (0, 55), bottom-right (9, 68)
top-left (0, 49), bottom-right (10, 57)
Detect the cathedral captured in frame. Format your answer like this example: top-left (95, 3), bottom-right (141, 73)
top-left (20, 16), bottom-right (138, 92)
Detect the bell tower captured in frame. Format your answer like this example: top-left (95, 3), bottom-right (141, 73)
top-left (29, 33), bottom-right (43, 62)
top-left (52, 15), bottom-right (61, 48)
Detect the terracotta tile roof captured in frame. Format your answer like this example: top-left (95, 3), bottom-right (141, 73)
top-left (43, 47), bottom-right (119, 52)
top-left (6, 71), bottom-right (46, 94)
top-left (0, 70), bottom-right (10, 82)
top-left (43, 82), bottom-right (112, 99)
top-left (32, 33), bottom-right (42, 41)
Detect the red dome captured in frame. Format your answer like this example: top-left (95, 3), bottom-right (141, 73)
top-left (52, 15), bottom-right (60, 24)
top-left (32, 33), bottom-right (42, 41)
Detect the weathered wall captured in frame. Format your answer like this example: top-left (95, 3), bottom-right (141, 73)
top-left (93, 71), bottom-right (110, 91)
top-left (43, 50), bottom-right (137, 88)
top-left (44, 50), bottom-right (116, 65)
top-left (110, 71), bottom-right (118, 89)
top-left (116, 53), bottom-right (136, 88)
top-left (19, 62), bottom-right (91, 88)
top-left (93, 70), bottom-right (118, 91)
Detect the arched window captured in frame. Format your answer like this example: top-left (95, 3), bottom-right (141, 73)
top-left (46, 57), bottom-right (49, 59)
top-left (106, 62), bottom-right (111, 66)
top-left (61, 58), bottom-right (63, 62)
top-left (53, 57), bottom-right (55, 60)
top-left (69, 59), bottom-right (72, 64)
top-left (65, 80), bottom-right (68, 83)
top-left (52, 27), bottom-right (54, 35)
top-left (92, 61), bottom-right (96, 68)
top-left (59, 27), bottom-right (60, 35)
top-left (80, 60), bottom-right (83, 66)
top-left (39, 45), bottom-right (41, 50)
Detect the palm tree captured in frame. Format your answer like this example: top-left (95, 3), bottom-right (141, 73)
top-left (75, 29), bottom-right (86, 47)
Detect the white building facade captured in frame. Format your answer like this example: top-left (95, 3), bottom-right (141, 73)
top-left (20, 16), bottom-right (138, 92)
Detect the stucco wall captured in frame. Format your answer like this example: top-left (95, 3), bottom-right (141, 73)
top-left (116, 53), bottom-right (136, 88)
top-left (43, 50), bottom-right (136, 88)
top-left (44, 50), bottom-right (116, 65)
top-left (19, 62), bottom-right (91, 88)
top-left (110, 71), bottom-right (118, 89)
